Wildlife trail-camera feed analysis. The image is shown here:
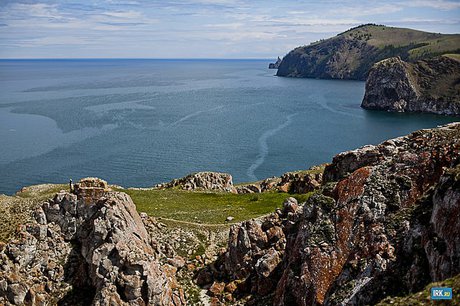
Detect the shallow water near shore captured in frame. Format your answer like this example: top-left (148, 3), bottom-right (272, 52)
top-left (0, 59), bottom-right (457, 195)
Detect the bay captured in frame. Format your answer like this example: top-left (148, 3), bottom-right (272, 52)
top-left (0, 59), bottom-right (456, 194)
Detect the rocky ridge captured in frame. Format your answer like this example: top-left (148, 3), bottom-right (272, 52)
top-left (236, 166), bottom-right (323, 195)
top-left (1, 123), bottom-right (460, 305)
top-left (153, 167), bottom-right (324, 195)
top-left (276, 24), bottom-right (460, 81)
top-left (200, 122), bottom-right (460, 305)
top-left (268, 57), bottom-right (282, 69)
top-left (361, 56), bottom-right (460, 115)
top-left (155, 172), bottom-right (237, 193)
top-left (0, 178), bottom-right (184, 306)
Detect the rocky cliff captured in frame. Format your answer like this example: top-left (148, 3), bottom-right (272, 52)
top-left (0, 178), bottom-right (184, 306)
top-left (269, 57), bottom-right (282, 69)
top-left (276, 24), bottom-right (460, 80)
top-left (201, 122), bottom-right (460, 305)
top-left (2, 124), bottom-right (460, 305)
top-left (361, 56), bottom-right (460, 115)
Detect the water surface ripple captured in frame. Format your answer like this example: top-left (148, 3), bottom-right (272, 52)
top-left (0, 59), bottom-right (456, 194)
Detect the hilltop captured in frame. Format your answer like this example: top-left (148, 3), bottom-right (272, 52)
top-left (276, 24), bottom-right (460, 80)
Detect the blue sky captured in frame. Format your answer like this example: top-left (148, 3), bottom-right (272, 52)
top-left (1, 0), bottom-right (460, 58)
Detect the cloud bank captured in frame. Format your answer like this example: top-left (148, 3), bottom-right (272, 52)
top-left (0, 0), bottom-right (459, 58)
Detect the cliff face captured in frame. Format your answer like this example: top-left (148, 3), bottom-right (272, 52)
top-left (276, 24), bottom-right (460, 81)
top-left (269, 57), bottom-right (282, 69)
top-left (1, 124), bottom-right (460, 305)
top-left (202, 123), bottom-right (460, 305)
top-left (277, 35), bottom-right (376, 80)
top-left (0, 178), bottom-right (184, 306)
top-left (361, 56), bottom-right (460, 115)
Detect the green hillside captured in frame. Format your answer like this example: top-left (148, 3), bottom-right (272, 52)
top-left (276, 24), bottom-right (460, 80)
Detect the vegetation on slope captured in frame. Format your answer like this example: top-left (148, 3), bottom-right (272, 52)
top-left (0, 184), bottom-right (66, 242)
top-left (0, 180), bottom-right (313, 242)
top-left (277, 24), bottom-right (460, 80)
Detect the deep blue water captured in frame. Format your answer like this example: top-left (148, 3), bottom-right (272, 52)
top-left (0, 59), bottom-right (457, 195)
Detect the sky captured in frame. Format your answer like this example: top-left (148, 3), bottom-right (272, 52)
top-left (0, 0), bottom-right (460, 59)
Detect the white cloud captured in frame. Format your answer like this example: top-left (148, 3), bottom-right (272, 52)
top-left (1, 0), bottom-right (459, 58)
top-left (102, 10), bottom-right (143, 19)
top-left (402, 0), bottom-right (460, 10)
top-left (332, 4), bottom-right (402, 17)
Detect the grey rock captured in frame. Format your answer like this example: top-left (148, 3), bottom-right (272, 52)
top-left (6, 283), bottom-right (28, 305)
top-left (362, 56), bottom-right (460, 115)
top-left (157, 171), bottom-right (237, 193)
top-left (0, 177), bottom-right (183, 306)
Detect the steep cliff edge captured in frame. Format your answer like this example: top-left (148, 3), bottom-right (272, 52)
top-left (276, 24), bottom-right (460, 80)
top-left (201, 123), bottom-right (460, 305)
top-left (2, 123), bottom-right (460, 305)
top-left (0, 178), bottom-right (184, 306)
top-left (361, 56), bottom-right (460, 115)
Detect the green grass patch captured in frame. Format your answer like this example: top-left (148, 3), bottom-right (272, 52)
top-left (15, 184), bottom-right (67, 199)
top-left (122, 188), bottom-right (312, 224)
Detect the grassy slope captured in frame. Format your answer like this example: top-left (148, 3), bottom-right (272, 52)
top-left (0, 180), bottom-right (312, 242)
top-left (122, 188), bottom-right (312, 224)
top-left (343, 25), bottom-right (460, 60)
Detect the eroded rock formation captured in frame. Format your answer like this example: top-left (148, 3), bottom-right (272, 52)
top-left (203, 122), bottom-right (460, 305)
top-left (236, 166), bottom-right (324, 194)
top-left (156, 172), bottom-right (237, 193)
top-left (361, 56), bottom-right (460, 115)
top-left (0, 178), bottom-right (184, 306)
top-left (155, 168), bottom-right (324, 196)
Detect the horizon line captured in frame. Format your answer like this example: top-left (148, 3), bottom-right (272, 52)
top-left (0, 57), bottom-right (274, 60)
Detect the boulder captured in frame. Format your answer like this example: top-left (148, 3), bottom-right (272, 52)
top-left (158, 172), bottom-right (237, 193)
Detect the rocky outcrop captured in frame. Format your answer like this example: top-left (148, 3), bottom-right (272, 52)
top-left (224, 197), bottom-right (302, 296)
top-left (156, 172), bottom-right (237, 193)
top-left (277, 34), bottom-right (375, 80)
top-left (156, 168), bottom-right (323, 195)
top-left (423, 165), bottom-right (460, 281)
top-left (361, 56), bottom-right (460, 115)
top-left (204, 123), bottom-right (460, 305)
top-left (279, 123), bottom-right (460, 305)
top-left (276, 24), bottom-right (460, 81)
top-left (269, 57), bottom-right (282, 69)
top-left (236, 166), bottom-right (324, 194)
top-left (0, 178), bottom-right (184, 306)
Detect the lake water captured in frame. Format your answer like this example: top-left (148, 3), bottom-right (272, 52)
top-left (0, 59), bottom-right (457, 195)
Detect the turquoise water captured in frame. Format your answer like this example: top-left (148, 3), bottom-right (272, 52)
top-left (0, 59), bottom-right (457, 194)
